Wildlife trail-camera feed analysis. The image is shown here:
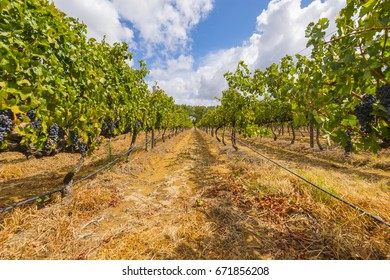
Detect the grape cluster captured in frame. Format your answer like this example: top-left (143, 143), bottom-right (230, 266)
top-left (45, 123), bottom-right (60, 151)
top-left (0, 115), bottom-right (12, 133)
top-left (70, 131), bottom-right (78, 147)
top-left (26, 109), bottom-right (42, 130)
top-left (29, 118), bottom-right (42, 130)
top-left (48, 123), bottom-right (59, 139)
top-left (0, 109), bottom-right (13, 119)
top-left (376, 85), bottom-right (390, 117)
top-left (102, 118), bottom-right (115, 135)
top-left (0, 110), bottom-right (13, 142)
top-left (78, 142), bottom-right (87, 155)
top-left (69, 131), bottom-right (88, 154)
top-left (27, 109), bottom-right (36, 120)
top-left (344, 131), bottom-right (352, 153)
top-left (363, 94), bottom-right (376, 104)
top-left (354, 100), bottom-right (374, 134)
top-left (58, 127), bottom-right (65, 139)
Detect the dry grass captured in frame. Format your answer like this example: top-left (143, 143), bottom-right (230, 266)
top-left (220, 148), bottom-right (390, 259)
top-left (0, 129), bottom-right (389, 260)
top-left (0, 132), bottom-right (149, 208)
top-left (94, 206), bottom-right (211, 259)
top-left (0, 180), bottom-right (121, 259)
top-left (251, 134), bottom-right (390, 171)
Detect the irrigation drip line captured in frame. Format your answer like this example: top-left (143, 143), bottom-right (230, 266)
top-left (0, 134), bottom-right (161, 214)
top-left (0, 187), bottom-right (64, 214)
top-left (72, 144), bottom-right (138, 186)
top-left (234, 137), bottom-right (390, 227)
top-left (73, 134), bottom-right (162, 186)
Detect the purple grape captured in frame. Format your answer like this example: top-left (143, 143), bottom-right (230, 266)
top-left (354, 102), bottom-right (374, 134)
top-left (376, 85), bottom-right (390, 117)
top-left (363, 94), bottom-right (376, 104)
top-left (29, 118), bottom-right (42, 130)
top-left (0, 113), bottom-right (13, 133)
top-left (70, 131), bottom-right (78, 147)
top-left (78, 142), bottom-right (87, 155)
top-left (27, 110), bottom-right (36, 120)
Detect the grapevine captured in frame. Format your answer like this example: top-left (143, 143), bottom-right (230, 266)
top-left (0, 0), bottom-right (192, 198)
top-left (344, 131), bottom-right (352, 154)
top-left (0, 114), bottom-right (13, 134)
top-left (27, 110), bottom-right (36, 120)
top-left (70, 131), bottom-right (79, 148)
top-left (363, 94), bottom-right (376, 105)
top-left (29, 119), bottom-right (42, 130)
top-left (354, 102), bottom-right (374, 134)
top-left (376, 85), bottom-right (390, 117)
top-left (45, 123), bottom-right (60, 151)
top-left (101, 118), bottom-right (116, 137)
top-left (78, 142), bottom-right (87, 155)
top-left (198, 0), bottom-right (390, 153)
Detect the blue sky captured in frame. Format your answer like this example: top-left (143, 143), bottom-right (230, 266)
top-left (52, 0), bottom-right (346, 105)
top-left (191, 0), bottom-right (319, 58)
top-left (191, 0), bottom-right (264, 58)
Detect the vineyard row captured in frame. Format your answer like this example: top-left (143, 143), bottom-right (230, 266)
top-left (197, 0), bottom-right (390, 154)
top-left (0, 0), bottom-right (193, 194)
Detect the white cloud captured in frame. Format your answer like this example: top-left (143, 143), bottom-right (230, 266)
top-left (53, 0), bottom-right (214, 52)
top-left (53, 0), bottom-right (134, 45)
top-left (253, 0), bottom-right (345, 68)
top-left (149, 54), bottom-right (200, 104)
top-left (151, 0), bottom-right (346, 105)
top-left (112, 0), bottom-right (213, 55)
top-left (52, 0), bottom-right (346, 105)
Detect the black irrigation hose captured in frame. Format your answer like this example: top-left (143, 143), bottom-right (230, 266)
top-left (72, 143), bottom-right (139, 186)
top-left (235, 137), bottom-right (390, 227)
top-left (0, 135), bottom-right (160, 214)
top-left (0, 187), bottom-right (64, 214)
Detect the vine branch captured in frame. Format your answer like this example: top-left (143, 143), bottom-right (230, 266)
top-left (323, 26), bottom-right (390, 45)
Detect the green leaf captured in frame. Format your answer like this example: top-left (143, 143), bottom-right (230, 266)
top-left (314, 115), bottom-right (323, 124)
top-left (362, 0), bottom-right (376, 9)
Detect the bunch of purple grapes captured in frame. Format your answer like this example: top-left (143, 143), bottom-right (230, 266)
top-left (376, 85), bottom-right (390, 117)
top-left (354, 94), bottom-right (375, 134)
top-left (27, 109), bottom-right (42, 130)
top-left (344, 131), bottom-right (352, 153)
top-left (70, 131), bottom-right (87, 154)
top-left (70, 131), bottom-right (79, 147)
top-left (135, 120), bottom-right (141, 129)
top-left (27, 110), bottom-right (36, 120)
top-left (102, 118), bottom-right (115, 135)
top-left (78, 142), bottom-right (87, 155)
top-left (48, 123), bottom-right (59, 139)
top-left (0, 110), bottom-right (13, 142)
top-left (45, 123), bottom-right (60, 151)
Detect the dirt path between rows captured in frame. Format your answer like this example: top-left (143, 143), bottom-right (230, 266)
top-left (0, 129), bottom-right (267, 259)
top-left (87, 128), bottom-right (266, 259)
top-left (1, 128), bottom-right (388, 259)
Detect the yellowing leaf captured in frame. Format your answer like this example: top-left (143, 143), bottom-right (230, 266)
top-left (362, 0), bottom-right (376, 8)
top-left (17, 79), bottom-right (31, 86)
top-left (11, 105), bottom-right (22, 114)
